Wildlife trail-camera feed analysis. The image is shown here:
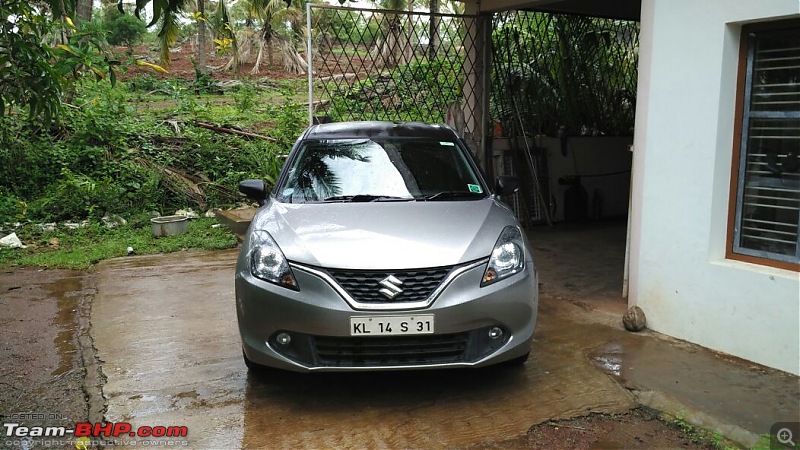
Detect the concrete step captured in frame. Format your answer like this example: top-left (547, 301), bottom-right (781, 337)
top-left (216, 208), bottom-right (256, 238)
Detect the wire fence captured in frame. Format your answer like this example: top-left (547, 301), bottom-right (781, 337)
top-left (491, 11), bottom-right (639, 137)
top-left (309, 6), bottom-right (638, 138)
top-left (307, 7), bottom-right (639, 225)
top-left (309, 4), bottom-right (481, 136)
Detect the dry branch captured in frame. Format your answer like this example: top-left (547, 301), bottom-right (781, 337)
top-left (312, 100), bottom-right (330, 112)
top-left (136, 157), bottom-right (207, 209)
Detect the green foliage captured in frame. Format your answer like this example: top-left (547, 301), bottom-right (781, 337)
top-left (0, 78), bottom-right (294, 225)
top-left (55, 24), bottom-right (122, 88)
top-left (127, 74), bottom-right (177, 94)
top-left (491, 12), bottom-right (638, 136)
top-left (233, 82), bottom-right (258, 113)
top-left (136, 0), bottom-right (184, 65)
top-left (272, 98), bottom-right (308, 143)
top-left (193, 60), bottom-right (218, 94)
top-left (0, 189), bottom-right (25, 221)
top-left (322, 10), bottom-right (379, 47)
top-left (0, 218), bottom-right (237, 269)
top-left (0, 1), bottom-right (63, 122)
top-left (0, 0), bottom-right (120, 124)
top-left (103, 7), bottom-right (148, 47)
top-left (327, 58), bottom-right (462, 123)
top-left (664, 410), bottom-right (737, 450)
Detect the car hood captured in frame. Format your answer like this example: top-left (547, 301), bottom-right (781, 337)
top-left (249, 199), bottom-right (517, 270)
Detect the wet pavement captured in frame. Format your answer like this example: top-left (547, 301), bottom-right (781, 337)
top-left (85, 222), bottom-right (800, 448)
top-left (92, 250), bottom-right (634, 448)
top-left (0, 268), bottom-right (98, 437)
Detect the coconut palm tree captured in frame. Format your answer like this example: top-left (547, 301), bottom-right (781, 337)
top-left (428, 0), bottom-right (439, 59)
top-left (372, 0), bottom-right (407, 68)
top-left (221, 0), bottom-right (306, 74)
top-left (183, 0), bottom-right (210, 73)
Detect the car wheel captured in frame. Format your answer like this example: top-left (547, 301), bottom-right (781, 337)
top-left (242, 348), bottom-right (273, 374)
top-left (242, 348), bottom-right (257, 369)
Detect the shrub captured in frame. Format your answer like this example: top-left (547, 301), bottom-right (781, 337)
top-left (0, 190), bottom-right (24, 223)
top-left (104, 8), bottom-right (147, 47)
top-left (0, 77), bottom-right (295, 225)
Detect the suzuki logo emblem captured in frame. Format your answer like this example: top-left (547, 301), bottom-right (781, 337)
top-left (378, 275), bottom-right (404, 300)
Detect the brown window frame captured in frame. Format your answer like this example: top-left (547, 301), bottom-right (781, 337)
top-left (727, 18), bottom-right (800, 272)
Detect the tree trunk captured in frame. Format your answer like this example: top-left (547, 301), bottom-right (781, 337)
top-left (428, 0), bottom-right (439, 59)
top-left (252, 37), bottom-right (266, 74)
top-left (379, 15), bottom-right (401, 68)
top-left (265, 26), bottom-right (275, 68)
top-left (76, 0), bottom-right (92, 22)
top-left (197, 0), bottom-right (207, 74)
top-left (405, 0), bottom-right (414, 64)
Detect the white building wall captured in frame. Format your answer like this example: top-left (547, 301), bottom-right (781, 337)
top-left (630, 0), bottom-right (800, 375)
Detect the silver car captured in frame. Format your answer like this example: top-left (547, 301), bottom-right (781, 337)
top-left (235, 121), bottom-right (538, 372)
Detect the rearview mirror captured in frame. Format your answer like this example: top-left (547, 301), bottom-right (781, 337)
top-left (494, 176), bottom-right (520, 196)
top-left (239, 179), bottom-right (267, 206)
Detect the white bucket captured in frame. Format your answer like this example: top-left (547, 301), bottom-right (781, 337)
top-left (150, 215), bottom-right (189, 237)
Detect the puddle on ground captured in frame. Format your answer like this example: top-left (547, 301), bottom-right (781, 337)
top-left (45, 276), bottom-right (83, 376)
top-left (102, 249), bottom-right (237, 271)
top-left (590, 343), bottom-right (623, 378)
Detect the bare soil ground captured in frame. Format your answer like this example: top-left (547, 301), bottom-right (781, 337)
top-left (118, 43), bottom-right (307, 82)
top-left (475, 408), bottom-right (715, 449)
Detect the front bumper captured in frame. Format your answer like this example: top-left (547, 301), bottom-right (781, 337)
top-left (235, 258), bottom-right (538, 372)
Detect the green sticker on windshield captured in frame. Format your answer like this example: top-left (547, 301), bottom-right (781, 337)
top-left (468, 184), bottom-right (482, 193)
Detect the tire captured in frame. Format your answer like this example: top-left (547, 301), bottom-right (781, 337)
top-left (242, 348), bottom-right (294, 381)
top-left (242, 348), bottom-right (273, 375)
top-left (242, 348), bottom-right (257, 370)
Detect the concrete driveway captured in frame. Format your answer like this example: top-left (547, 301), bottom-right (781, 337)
top-left (90, 223), bottom-right (799, 448)
top-left (92, 249), bottom-right (636, 448)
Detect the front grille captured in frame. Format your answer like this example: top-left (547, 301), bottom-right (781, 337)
top-left (269, 326), bottom-right (511, 368)
top-left (313, 333), bottom-right (469, 367)
top-left (328, 267), bottom-right (452, 303)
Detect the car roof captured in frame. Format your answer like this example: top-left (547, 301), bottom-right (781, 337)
top-left (302, 121), bottom-right (459, 140)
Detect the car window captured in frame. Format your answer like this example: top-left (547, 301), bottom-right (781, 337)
top-left (279, 138), bottom-right (485, 203)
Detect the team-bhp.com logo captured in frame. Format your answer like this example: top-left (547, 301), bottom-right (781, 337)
top-left (4, 422), bottom-right (188, 448)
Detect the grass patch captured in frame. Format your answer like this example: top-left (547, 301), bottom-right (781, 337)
top-left (0, 217), bottom-right (237, 270)
top-left (663, 410), bottom-right (738, 450)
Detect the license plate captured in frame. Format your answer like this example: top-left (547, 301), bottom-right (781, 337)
top-left (350, 315), bottom-right (435, 336)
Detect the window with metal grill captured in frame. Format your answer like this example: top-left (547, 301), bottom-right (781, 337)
top-left (730, 20), bottom-right (800, 269)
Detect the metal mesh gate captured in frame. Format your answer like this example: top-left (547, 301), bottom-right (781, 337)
top-left (489, 11), bottom-right (639, 224)
top-left (306, 7), bottom-right (639, 225)
top-left (490, 11), bottom-right (639, 137)
top-left (308, 4), bottom-right (483, 138)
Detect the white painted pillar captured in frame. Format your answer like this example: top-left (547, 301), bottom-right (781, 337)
top-left (627, 0), bottom-right (655, 307)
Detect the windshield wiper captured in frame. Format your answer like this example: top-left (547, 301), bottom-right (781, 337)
top-left (323, 195), bottom-right (414, 202)
top-left (422, 191), bottom-right (483, 201)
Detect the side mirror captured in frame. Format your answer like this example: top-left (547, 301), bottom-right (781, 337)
top-left (494, 176), bottom-right (520, 196)
top-left (239, 179), bottom-right (267, 206)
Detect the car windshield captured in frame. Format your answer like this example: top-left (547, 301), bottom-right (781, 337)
top-left (278, 138), bottom-right (486, 203)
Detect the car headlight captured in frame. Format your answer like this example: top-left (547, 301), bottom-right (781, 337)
top-left (481, 226), bottom-right (525, 287)
top-left (249, 230), bottom-right (299, 290)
